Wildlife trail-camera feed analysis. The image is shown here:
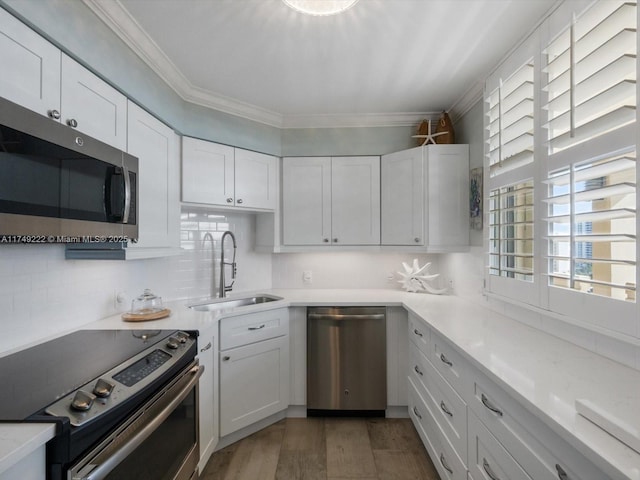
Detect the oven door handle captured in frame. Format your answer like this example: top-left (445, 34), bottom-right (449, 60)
top-left (79, 365), bottom-right (203, 480)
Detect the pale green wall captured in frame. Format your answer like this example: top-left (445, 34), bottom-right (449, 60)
top-left (1, 0), bottom-right (416, 158)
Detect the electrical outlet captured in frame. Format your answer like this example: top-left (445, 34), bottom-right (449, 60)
top-left (115, 291), bottom-right (128, 311)
top-left (303, 270), bottom-right (313, 285)
top-left (387, 272), bottom-right (395, 283)
top-left (448, 279), bottom-right (454, 292)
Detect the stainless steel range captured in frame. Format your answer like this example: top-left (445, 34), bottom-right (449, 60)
top-left (0, 329), bottom-right (202, 480)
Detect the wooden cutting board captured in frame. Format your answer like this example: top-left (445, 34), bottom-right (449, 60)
top-left (122, 308), bottom-right (171, 322)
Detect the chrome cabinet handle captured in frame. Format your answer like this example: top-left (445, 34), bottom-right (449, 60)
top-left (413, 328), bottom-right (423, 337)
top-left (222, 355), bottom-right (230, 361)
top-left (237, 198), bottom-right (243, 204)
top-left (248, 324), bottom-right (265, 331)
top-left (440, 353), bottom-right (453, 366)
top-left (412, 406), bottom-right (422, 419)
top-left (67, 118), bottom-right (78, 128)
top-left (439, 453), bottom-right (453, 474)
top-left (440, 401), bottom-right (453, 417)
top-left (414, 365), bottom-right (423, 376)
top-left (556, 464), bottom-right (569, 480)
top-left (483, 458), bottom-right (500, 480)
top-left (200, 342), bottom-right (212, 352)
top-left (481, 393), bottom-right (503, 417)
top-left (226, 197), bottom-right (233, 203)
top-left (48, 109), bottom-right (60, 119)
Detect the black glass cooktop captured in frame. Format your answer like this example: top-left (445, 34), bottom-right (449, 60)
top-left (0, 329), bottom-right (176, 421)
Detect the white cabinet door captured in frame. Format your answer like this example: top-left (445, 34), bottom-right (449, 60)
top-left (182, 137), bottom-right (234, 206)
top-left (426, 144), bottom-right (469, 251)
top-left (127, 102), bottom-right (180, 251)
top-left (197, 327), bottom-right (218, 473)
top-left (331, 156), bottom-right (380, 245)
top-left (219, 335), bottom-right (289, 436)
top-left (60, 54), bottom-right (127, 150)
top-left (0, 8), bottom-right (61, 118)
top-left (234, 148), bottom-right (278, 210)
top-left (282, 157), bottom-right (332, 245)
top-left (381, 147), bottom-right (424, 245)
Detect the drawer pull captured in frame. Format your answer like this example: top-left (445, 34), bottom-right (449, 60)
top-left (413, 406), bottom-right (422, 419)
top-left (200, 342), bottom-right (212, 352)
top-left (414, 365), bottom-right (423, 376)
top-left (222, 355), bottom-right (230, 361)
top-left (483, 458), bottom-right (500, 480)
top-left (440, 353), bottom-right (453, 367)
top-left (413, 328), bottom-right (423, 337)
top-left (439, 453), bottom-right (453, 474)
top-left (556, 464), bottom-right (569, 480)
top-left (248, 324), bottom-right (266, 331)
top-left (481, 393), bottom-right (503, 417)
top-left (440, 401), bottom-right (453, 417)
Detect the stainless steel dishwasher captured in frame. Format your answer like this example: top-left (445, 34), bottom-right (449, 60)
top-left (307, 306), bottom-right (386, 415)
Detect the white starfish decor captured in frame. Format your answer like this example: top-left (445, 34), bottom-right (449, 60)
top-left (397, 259), bottom-right (448, 294)
top-left (411, 119), bottom-right (448, 146)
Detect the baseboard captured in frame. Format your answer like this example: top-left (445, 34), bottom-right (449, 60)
top-left (386, 405), bottom-right (409, 418)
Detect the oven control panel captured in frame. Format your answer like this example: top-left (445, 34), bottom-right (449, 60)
top-left (45, 331), bottom-right (196, 426)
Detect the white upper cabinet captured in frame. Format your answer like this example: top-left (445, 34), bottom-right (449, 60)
top-left (60, 54), bottom-right (128, 151)
top-left (0, 7), bottom-right (61, 118)
top-left (282, 157), bottom-right (332, 245)
top-left (126, 102), bottom-right (180, 254)
top-left (182, 137), bottom-right (277, 211)
top-left (282, 156), bottom-right (380, 246)
top-left (331, 156), bottom-right (380, 245)
top-left (381, 144), bottom-right (469, 251)
top-left (381, 147), bottom-right (424, 245)
top-left (426, 145), bottom-right (469, 251)
top-left (0, 10), bottom-right (127, 150)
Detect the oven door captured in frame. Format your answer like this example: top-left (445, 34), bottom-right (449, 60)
top-left (69, 361), bottom-right (203, 480)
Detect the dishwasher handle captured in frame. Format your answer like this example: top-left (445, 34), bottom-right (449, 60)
top-left (308, 313), bottom-right (386, 321)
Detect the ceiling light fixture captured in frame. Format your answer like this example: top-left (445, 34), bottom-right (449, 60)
top-left (282, 0), bottom-right (360, 16)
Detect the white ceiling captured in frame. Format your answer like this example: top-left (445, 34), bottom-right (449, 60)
top-left (85, 0), bottom-right (557, 127)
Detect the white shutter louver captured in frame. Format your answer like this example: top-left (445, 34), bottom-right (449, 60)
top-left (489, 180), bottom-right (535, 281)
top-left (487, 61), bottom-right (535, 177)
top-left (543, 1), bottom-right (637, 154)
top-left (545, 149), bottom-right (636, 301)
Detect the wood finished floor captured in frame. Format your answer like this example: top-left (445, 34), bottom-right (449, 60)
top-left (200, 417), bottom-right (441, 480)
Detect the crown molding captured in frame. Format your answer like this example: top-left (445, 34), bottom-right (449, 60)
top-left (448, 80), bottom-right (484, 124)
top-left (281, 112), bottom-right (439, 129)
top-left (82, 0), bottom-right (440, 129)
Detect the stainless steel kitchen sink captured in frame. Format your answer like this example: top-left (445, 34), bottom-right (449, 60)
top-left (188, 294), bottom-right (283, 312)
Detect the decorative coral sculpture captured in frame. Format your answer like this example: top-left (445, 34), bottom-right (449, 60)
top-left (397, 259), bottom-right (448, 294)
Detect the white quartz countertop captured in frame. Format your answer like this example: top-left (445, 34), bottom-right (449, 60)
top-left (0, 423), bottom-right (56, 476)
top-left (3, 288), bottom-right (639, 479)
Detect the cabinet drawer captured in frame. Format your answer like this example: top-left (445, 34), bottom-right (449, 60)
top-left (408, 314), bottom-right (430, 354)
top-left (431, 330), bottom-right (470, 397)
top-left (470, 375), bottom-right (607, 480)
top-left (408, 378), bottom-right (466, 480)
top-left (409, 341), bottom-right (467, 465)
top-left (468, 410), bottom-right (532, 480)
top-left (220, 308), bottom-right (289, 350)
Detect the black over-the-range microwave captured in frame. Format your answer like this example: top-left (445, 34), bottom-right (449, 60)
top-left (0, 96), bottom-right (138, 243)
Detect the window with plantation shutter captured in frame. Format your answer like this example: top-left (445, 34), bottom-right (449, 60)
top-left (489, 180), bottom-right (535, 281)
top-left (488, 61), bottom-right (535, 177)
top-left (545, 149), bottom-right (636, 301)
top-left (543, 1), bottom-right (636, 154)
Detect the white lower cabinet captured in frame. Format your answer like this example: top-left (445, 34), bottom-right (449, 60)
top-left (218, 308), bottom-right (290, 437)
top-left (409, 378), bottom-right (466, 480)
top-left (468, 411), bottom-right (531, 480)
top-left (197, 326), bottom-right (218, 473)
top-left (408, 318), bottom-right (609, 480)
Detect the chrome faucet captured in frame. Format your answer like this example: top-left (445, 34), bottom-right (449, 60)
top-left (202, 232), bottom-right (216, 298)
top-left (219, 231), bottom-right (237, 298)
